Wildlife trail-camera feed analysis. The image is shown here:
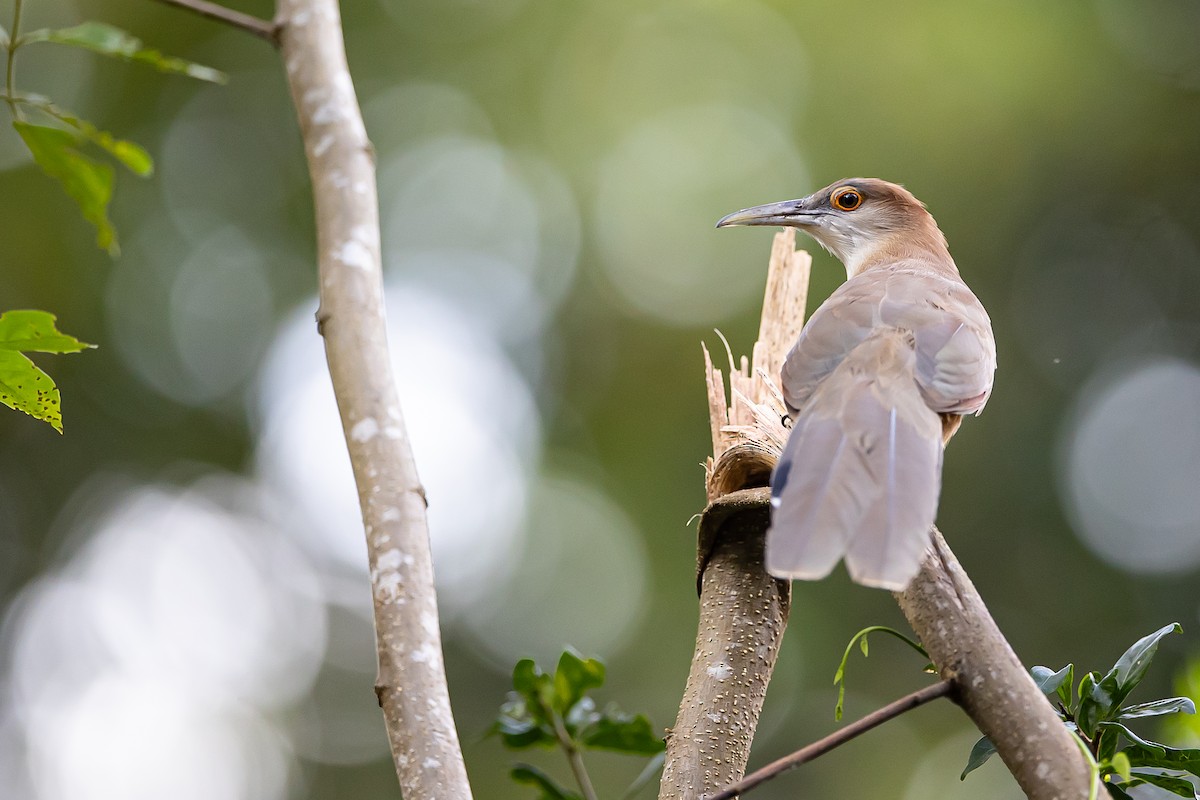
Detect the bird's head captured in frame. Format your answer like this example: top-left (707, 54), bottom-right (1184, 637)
top-left (716, 178), bottom-right (948, 276)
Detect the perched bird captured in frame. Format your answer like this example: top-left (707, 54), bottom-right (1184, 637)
top-left (716, 179), bottom-right (996, 590)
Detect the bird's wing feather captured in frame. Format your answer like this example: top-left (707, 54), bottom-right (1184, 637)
top-left (783, 266), bottom-right (996, 417)
top-left (769, 331), bottom-right (943, 588)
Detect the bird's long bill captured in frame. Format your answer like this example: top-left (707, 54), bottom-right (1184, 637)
top-left (715, 198), bottom-right (814, 228)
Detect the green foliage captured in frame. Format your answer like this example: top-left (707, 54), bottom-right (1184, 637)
top-left (2, 5), bottom-right (222, 253)
top-left (20, 22), bottom-right (227, 84)
top-left (961, 624), bottom-right (1199, 798)
top-left (14, 121), bottom-right (117, 253)
top-left (832, 625), bottom-right (931, 721)
top-left (510, 764), bottom-right (584, 800)
top-left (0, 310), bottom-right (94, 432)
top-left (495, 650), bottom-right (665, 799)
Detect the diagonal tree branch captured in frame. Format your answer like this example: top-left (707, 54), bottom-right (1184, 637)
top-left (150, 0), bottom-right (279, 44)
top-left (274, 1), bottom-right (472, 797)
top-left (895, 530), bottom-right (1101, 798)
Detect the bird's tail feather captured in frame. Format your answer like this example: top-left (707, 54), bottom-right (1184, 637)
top-left (766, 330), bottom-right (944, 590)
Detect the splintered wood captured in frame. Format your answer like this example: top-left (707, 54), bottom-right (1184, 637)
top-left (704, 229), bottom-right (812, 501)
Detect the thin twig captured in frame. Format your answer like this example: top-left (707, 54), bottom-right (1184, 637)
top-left (150, 0), bottom-right (279, 44)
top-left (552, 712), bottom-right (600, 800)
top-left (4, 0), bottom-right (24, 119)
top-left (704, 680), bottom-right (954, 800)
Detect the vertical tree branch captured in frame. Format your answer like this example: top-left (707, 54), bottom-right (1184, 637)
top-left (275, 2), bottom-right (472, 797)
top-left (658, 488), bottom-right (790, 800)
top-left (659, 231), bottom-right (809, 799)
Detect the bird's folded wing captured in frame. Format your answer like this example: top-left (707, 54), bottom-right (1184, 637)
top-left (782, 265), bottom-right (996, 417)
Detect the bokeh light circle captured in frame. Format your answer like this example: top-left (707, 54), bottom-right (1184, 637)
top-left (1059, 357), bottom-right (1200, 574)
top-left (593, 103), bottom-right (807, 325)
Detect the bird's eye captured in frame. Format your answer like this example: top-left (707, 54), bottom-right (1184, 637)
top-left (832, 187), bottom-right (863, 211)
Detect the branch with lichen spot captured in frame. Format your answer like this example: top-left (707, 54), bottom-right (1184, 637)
top-left (275, 1), bottom-right (472, 797)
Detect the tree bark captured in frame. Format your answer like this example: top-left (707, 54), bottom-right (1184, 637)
top-left (276, 2), bottom-right (473, 797)
top-left (658, 488), bottom-right (790, 799)
top-left (896, 530), bottom-right (1099, 799)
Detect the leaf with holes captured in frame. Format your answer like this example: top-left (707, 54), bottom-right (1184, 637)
top-left (0, 311), bottom-right (93, 432)
top-left (21, 22), bottom-right (226, 83)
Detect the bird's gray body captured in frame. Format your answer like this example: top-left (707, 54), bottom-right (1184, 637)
top-left (718, 179), bottom-right (996, 590)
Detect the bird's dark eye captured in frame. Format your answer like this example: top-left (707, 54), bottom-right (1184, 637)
top-left (832, 187), bottom-right (863, 211)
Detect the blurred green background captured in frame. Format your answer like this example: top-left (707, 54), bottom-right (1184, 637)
top-left (2, 0), bottom-right (1199, 798)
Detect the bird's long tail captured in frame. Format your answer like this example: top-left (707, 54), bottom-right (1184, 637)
top-left (766, 329), bottom-right (944, 590)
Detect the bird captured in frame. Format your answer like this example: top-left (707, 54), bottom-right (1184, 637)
top-left (716, 178), bottom-right (996, 591)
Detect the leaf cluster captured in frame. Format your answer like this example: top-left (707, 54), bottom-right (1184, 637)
top-left (962, 624), bottom-right (1199, 798)
top-left (494, 650), bottom-right (665, 800)
top-left (3, 17), bottom-right (224, 253)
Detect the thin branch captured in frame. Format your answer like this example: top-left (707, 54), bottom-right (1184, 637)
top-left (150, 0), bottom-right (279, 44)
top-left (704, 680), bottom-right (954, 800)
top-left (4, 0), bottom-right (24, 120)
top-left (551, 713), bottom-right (599, 800)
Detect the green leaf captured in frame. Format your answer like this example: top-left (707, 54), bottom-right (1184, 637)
top-left (15, 121), bottom-right (117, 253)
top-left (1127, 771), bottom-right (1198, 798)
top-left (1093, 624), bottom-right (1183, 716)
top-left (15, 95), bottom-right (152, 176)
top-left (1105, 785), bottom-right (1135, 800)
top-left (1122, 743), bottom-right (1200, 777)
top-left (554, 650), bottom-right (606, 715)
top-left (1098, 724), bottom-right (1121, 764)
top-left (1078, 671), bottom-right (1103, 738)
top-left (1108, 751), bottom-right (1133, 782)
top-left (510, 764), bottom-right (584, 800)
top-left (1099, 722), bottom-right (1167, 760)
top-left (511, 660), bottom-right (554, 724)
top-left (0, 310), bottom-right (94, 354)
top-left (0, 311), bottom-right (93, 433)
top-left (0, 351), bottom-right (62, 432)
top-left (960, 735), bottom-right (997, 780)
top-left (492, 694), bottom-right (556, 749)
top-left (1119, 697), bottom-right (1196, 721)
top-left (21, 22), bottom-right (227, 84)
top-left (581, 711), bottom-right (665, 755)
top-left (1032, 664), bottom-right (1074, 709)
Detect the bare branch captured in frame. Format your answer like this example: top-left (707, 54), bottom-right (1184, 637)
top-left (151, 0), bottom-right (279, 44)
top-left (275, 1), bottom-right (472, 797)
top-left (705, 680), bottom-right (954, 800)
top-left (896, 531), bottom-right (1102, 798)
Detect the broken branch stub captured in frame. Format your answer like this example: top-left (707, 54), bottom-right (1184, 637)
top-left (659, 231), bottom-right (810, 800)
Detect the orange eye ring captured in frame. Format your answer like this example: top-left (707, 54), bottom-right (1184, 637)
top-left (831, 187), bottom-right (863, 211)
